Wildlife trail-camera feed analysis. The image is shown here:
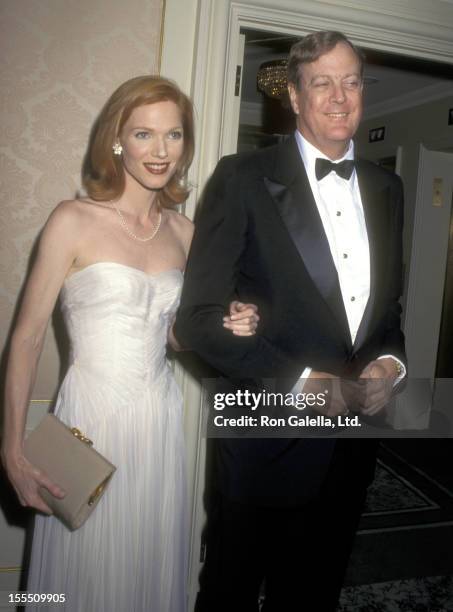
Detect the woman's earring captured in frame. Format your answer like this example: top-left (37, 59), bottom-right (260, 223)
top-left (112, 142), bottom-right (123, 156)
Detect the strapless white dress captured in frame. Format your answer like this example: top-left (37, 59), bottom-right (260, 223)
top-left (26, 262), bottom-right (187, 612)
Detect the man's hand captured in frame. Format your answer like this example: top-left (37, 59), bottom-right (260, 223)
top-left (304, 371), bottom-right (362, 417)
top-left (358, 358), bottom-right (398, 415)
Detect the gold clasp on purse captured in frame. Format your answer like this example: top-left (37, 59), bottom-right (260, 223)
top-left (70, 427), bottom-right (93, 446)
top-left (88, 477), bottom-right (111, 506)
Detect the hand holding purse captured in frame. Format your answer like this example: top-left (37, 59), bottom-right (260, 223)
top-left (23, 414), bottom-right (116, 530)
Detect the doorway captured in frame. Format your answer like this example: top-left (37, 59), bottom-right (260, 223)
top-left (236, 29), bottom-right (453, 157)
top-left (436, 192), bottom-right (453, 378)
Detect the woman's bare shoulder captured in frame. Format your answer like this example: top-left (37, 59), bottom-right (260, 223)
top-left (165, 208), bottom-right (194, 234)
top-left (165, 209), bottom-right (194, 254)
top-left (40, 200), bottom-right (107, 249)
top-left (49, 197), bottom-right (111, 225)
top-left (45, 199), bottom-right (82, 229)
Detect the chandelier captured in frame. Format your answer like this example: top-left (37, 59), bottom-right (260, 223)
top-left (257, 59), bottom-right (288, 99)
top-left (257, 59), bottom-right (378, 100)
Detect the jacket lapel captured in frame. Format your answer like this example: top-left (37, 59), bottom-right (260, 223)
top-left (264, 137), bottom-right (350, 341)
top-left (353, 160), bottom-right (391, 351)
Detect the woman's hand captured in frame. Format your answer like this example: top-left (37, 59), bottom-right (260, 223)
top-left (167, 301), bottom-right (260, 350)
top-left (223, 301), bottom-right (259, 336)
top-left (2, 450), bottom-right (65, 514)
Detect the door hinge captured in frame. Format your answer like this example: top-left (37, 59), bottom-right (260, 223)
top-left (235, 65), bottom-right (242, 97)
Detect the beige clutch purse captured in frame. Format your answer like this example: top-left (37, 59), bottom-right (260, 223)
top-left (23, 414), bottom-right (116, 531)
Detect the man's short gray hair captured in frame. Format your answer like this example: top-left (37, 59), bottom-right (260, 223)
top-left (287, 31), bottom-right (365, 90)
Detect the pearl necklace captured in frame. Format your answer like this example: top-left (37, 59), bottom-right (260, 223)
top-left (112, 202), bottom-right (162, 243)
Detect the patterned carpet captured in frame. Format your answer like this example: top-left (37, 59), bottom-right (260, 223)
top-left (339, 575), bottom-right (453, 612)
top-left (339, 440), bottom-right (453, 611)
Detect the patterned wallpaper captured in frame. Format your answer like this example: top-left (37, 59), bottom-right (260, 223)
top-left (0, 0), bottom-right (163, 398)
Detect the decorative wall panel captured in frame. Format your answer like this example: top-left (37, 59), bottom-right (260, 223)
top-left (0, 0), bottom-right (163, 399)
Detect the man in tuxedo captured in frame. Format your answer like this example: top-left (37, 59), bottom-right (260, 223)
top-left (175, 30), bottom-right (406, 611)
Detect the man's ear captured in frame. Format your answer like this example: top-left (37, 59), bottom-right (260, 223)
top-left (287, 83), bottom-right (299, 115)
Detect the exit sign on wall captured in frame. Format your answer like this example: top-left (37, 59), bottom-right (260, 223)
top-left (369, 126), bottom-right (385, 143)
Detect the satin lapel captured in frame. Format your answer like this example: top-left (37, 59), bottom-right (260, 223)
top-left (264, 138), bottom-right (350, 339)
top-left (353, 161), bottom-right (391, 351)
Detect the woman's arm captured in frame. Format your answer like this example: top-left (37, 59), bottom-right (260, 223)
top-left (1, 201), bottom-right (82, 513)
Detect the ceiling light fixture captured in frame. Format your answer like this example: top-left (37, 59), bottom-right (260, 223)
top-left (257, 59), bottom-right (288, 99)
top-left (257, 59), bottom-right (379, 99)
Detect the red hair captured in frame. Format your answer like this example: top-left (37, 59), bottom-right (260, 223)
top-left (83, 76), bottom-right (195, 208)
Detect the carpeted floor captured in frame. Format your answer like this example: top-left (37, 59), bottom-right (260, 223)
top-left (339, 440), bottom-right (453, 611)
top-left (339, 575), bottom-right (453, 612)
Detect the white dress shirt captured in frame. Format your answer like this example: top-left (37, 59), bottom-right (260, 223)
top-left (292, 131), bottom-right (405, 385)
top-left (296, 132), bottom-right (370, 343)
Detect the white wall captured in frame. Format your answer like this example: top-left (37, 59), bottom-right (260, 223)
top-left (356, 95), bottom-right (453, 161)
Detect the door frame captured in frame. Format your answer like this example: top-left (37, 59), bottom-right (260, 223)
top-left (404, 146), bottom-right (453, 379)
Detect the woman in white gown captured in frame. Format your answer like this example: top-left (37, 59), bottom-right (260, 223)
top-left (1, 76), bottom-right (258, 612)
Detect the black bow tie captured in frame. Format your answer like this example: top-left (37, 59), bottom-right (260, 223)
top-left (315, 158), bottom-right (355, 181)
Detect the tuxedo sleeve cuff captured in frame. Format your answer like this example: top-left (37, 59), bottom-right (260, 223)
top-left (291, 367), bottom-right (312, 394)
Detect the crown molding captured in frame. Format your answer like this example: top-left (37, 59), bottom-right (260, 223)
top-left (232, 0), bottom-right (453, 62)
top-left (363, 82), bottom-right (453, 120)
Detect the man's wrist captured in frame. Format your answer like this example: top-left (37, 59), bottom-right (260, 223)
top-left (378, 354), bottom-right (406, 385)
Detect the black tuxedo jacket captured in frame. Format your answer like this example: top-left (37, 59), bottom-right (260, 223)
top-left (175, 135), bottom-right (406, 506)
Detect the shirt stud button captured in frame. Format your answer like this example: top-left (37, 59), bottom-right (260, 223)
top-left (351, 296), bottom-right (356, 302)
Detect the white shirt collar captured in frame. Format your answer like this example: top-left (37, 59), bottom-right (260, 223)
top-left (294, 130), bottom-right (355, 179)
